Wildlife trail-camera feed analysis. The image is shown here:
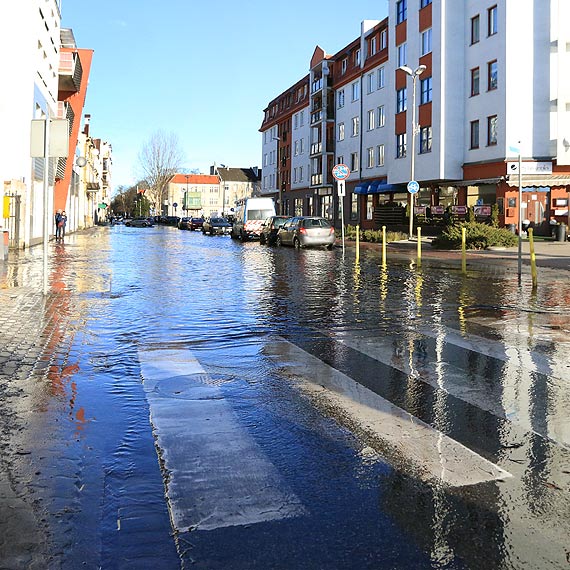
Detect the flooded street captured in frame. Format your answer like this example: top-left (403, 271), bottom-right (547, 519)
top-left (1, 225), bottom-right (570, 569)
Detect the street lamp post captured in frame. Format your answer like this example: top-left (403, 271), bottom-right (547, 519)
top-left (184, 174), bottom-right (189, 216)
top-left (399, 64), bottom-right (426, 240)
top-left (272, 136), bottom-right (281, 214)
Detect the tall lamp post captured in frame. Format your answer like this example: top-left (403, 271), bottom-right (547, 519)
top-left (398, 64), bottom-right (426, 240)
top-left (184, 174), bottom-right (189, 216)
top-left (272, 136), bottom-right (281, 214)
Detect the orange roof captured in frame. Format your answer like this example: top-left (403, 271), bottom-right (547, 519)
top-left (171, 173), bottom-right (220, 184)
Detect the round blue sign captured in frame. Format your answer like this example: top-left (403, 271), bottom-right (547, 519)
top-left (332, 164), bottom-right (351, 180)
top-left (407, 180), bottom-right (420, 194)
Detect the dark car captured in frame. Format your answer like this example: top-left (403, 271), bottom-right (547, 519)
top-left (202, 217), bottom-right (232, 235)
top-left (159, 215), bottom-right (180, 226)
top-left (188, 217), bottom-right (204, 231)
top-left (125, 217), bottom-right (154, 228)
top-left (276, 216), bottom-right (335, 249)
top-left (259, 216), bottom-right (291, 245)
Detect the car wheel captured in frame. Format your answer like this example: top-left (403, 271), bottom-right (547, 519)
top-left (293, 237), bottom-right (301, 249)
top-left (259, 234), bottom-right (266, 245)
top-left (142, 222), bottom-right (147, 227)
top-left (240, 230), bottom-right (247, 242)
top-left (326, 244), bottom-right (334, 250)
top-left (275, 236), bottom-right (282, 247)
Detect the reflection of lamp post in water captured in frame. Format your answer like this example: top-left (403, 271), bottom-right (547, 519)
top-left (398, 64), bottom-right (426, 240)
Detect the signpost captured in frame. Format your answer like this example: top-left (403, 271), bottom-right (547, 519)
top-left (332, 164), bottom-right (351, 253)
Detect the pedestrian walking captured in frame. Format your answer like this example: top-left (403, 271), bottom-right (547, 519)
top-left (55, 210), bottom-right (62, 239)
top-left (56, 210), bottom-right (67, 240)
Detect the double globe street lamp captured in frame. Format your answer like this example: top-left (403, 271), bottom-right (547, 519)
top-left (398, 64), bottom-right (426, 240)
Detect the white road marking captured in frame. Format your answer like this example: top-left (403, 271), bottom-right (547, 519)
top-left (138, 348), bottom-right (305, 532)
top-left (338, 329), bottom-right (570, 450)
top-left (266, 339), bottom-right (512, 487)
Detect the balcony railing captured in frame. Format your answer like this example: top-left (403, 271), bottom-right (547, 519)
top-left (310, 173), bottom-right (323, 186)
top-left (310, 142), bottom-right (322, 155)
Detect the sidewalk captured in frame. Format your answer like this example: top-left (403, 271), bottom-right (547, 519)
top-left (353, 237), bottom-right (570, 273)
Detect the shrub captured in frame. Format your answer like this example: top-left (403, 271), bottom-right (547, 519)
top-left (431, 221), bottom-right (518, 250)
top-left (340, 226), bottom-right (407, 243)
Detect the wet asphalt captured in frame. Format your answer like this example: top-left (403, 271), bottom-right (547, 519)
top-left (0, 225), bottom-right (569, 569)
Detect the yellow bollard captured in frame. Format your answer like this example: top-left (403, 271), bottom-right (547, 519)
top-left (529, 228), bottom-right (537, 289)
top-left (382, 225), bottom-right (387, 267)
top-left (417, 227), bottom-right (422, 266)
top-left (461, 227), bottom-right (467, 273)
top-left (355, 224), bottom-right (360, 263)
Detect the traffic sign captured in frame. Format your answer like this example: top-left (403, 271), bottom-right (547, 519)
top-left (337, 180), bottom-right (346, 197)
top-left (173, 202), bottom-right (178, 208)
top-left (407, 180), bottom-right (420, 194)
top-left (332, 164), bottom-right (350, 181)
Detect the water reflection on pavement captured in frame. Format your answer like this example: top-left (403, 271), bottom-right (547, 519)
top-left (0, 226), bottom-right (569, 569)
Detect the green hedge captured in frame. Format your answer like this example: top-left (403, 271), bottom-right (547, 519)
top-left (431, 221), bottom-right (518, 250)
top-left (340, 226), bottom-right (407, 243)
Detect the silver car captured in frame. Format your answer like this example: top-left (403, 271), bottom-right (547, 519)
top-left (275, 216), bottom-right (336, 249)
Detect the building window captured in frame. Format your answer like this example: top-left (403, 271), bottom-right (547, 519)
top-left (420, 76), bottom-right (432, 104)
top-left (352, 81), bottom-right (360, 101)
top-left (351, 152), bottom-right (359, 171)
top-left (367, 109), bottom-right (375, 130)
top-left (351, 194), bottom-right (359, 221)
top-left (367, 73), bottom-right (375, 94)
top-left (341, 58), bottom-right (348, 74)
top-left (337, 89), bottom-right (345, 108)
top-left (380, 30), bottom-right (387, 50)
top-left (397, 88), bottom-right (407, 112)
top-left (471, 15), bottom-right (480, 44)
top-left (337, 155), bottom-right (344, 165)
top-left (293, 167), bottom-right (298, 184)
top-left (487, 115), bottom-right (498, 145)
top-left (338, 122), bottom-right (345, 141)
top-left (377, 67), bottom-right (385, 89)
top-left (377, 144), bottom-right (385, 166)
top-left (300, 110), bottom-right (304, 126)
top-left (421, 28), bottom-right (432, 55)
top-left (488, 60), bottom-right (498, 90)
top-left (300, 138), bottom-right (304, 154)
top-left (488, 5), bottom-right (498, 36)
top-left (471, 67), bottom-right (480, 96)
top-left (370, 36), bottom-right (377, 56)
top-left (397, 43), bottom-right (407, 67)
top-left (377, 105), bottom-right (385, 127)
top-left (396, 133), bottom-right (407, 158)
top-left (367, 147), bottom-right (374, 168)
top-left (355, 49), bottom-right (361, 66)
top-left (472, 119), bottom-right (482, 147)
top-left (396, 0), bottom-right (407, 24)
top-left (294, 114), bottom-right (298, 129)
top-left (366, 195), bottom-right (373, 219)
top-left (420, 0), bottom-right (432, 7)
top-left (419, 126), bottom-right (432, 153)
top-left (352, 116), bottom-right (360, 137)
top-left (294, 140), bottom-right (299, 156)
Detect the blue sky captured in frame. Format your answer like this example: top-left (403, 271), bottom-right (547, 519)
top-left (61, 0), bottom-right (388, 190)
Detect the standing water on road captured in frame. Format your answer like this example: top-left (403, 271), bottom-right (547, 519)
top-left (1, 225), bottom-right (569, 569)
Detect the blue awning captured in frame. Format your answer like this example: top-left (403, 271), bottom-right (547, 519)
top-left (354, 180), bottom-right (407, 194)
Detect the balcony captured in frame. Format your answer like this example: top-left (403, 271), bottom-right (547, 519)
top-left (58, 51), bottom-right (83, 93)
top-left (310, 110), bottom-right (323, 125)
top-left (310, 173), bottom-right (323, 186)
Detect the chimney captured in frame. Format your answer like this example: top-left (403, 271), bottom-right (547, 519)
top-left (84, 114), bottom-right (91, 136)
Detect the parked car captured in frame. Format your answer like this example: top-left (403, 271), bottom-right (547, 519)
top-left (177, 217), bottom-right (191, 230)
top-left (259, 216), bottom-right (290, 245)
top-left (202, 217), bottom-right (232, 235)
top-left (158, 215), bottom-right (180, 226)
top-left (275, 216), bottom-right (335, 249)
top-left (188, 217), bottom-right (204, 231)
top-left (125, 217), bottom-right (154, 228)
top-left (231, 197), bottom-right (276, 241)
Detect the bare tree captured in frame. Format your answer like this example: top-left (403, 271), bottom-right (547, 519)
top-left (138, 130), bottom-right (185, 214)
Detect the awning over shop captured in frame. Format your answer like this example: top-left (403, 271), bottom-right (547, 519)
top-left (454, 177), bottom-right (504, 186)
top-left (354, 180), bottom-right (407, 194)
top-left (506, 175), bottom-right (570, 188)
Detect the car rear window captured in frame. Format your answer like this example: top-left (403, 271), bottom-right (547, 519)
top-left (303, 218), bottom-right (330, 228)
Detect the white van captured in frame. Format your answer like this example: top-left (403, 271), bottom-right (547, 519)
top-left (230, 197), bottom-right (276, 241)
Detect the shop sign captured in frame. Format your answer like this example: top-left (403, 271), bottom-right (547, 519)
top-left (474, 205), bottom-right (491, 216)
top-left (507, 161), bottom-right (552, 175)
top-left (452, 205), bottom-right (467, 216)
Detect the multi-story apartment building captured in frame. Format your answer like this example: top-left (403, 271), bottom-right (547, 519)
top-left (260, 0), bottom-right (570, 234)
top-left (168, 167), bottom-right (263, 219)
top-left (0, 2), bottom-right (101, 249)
